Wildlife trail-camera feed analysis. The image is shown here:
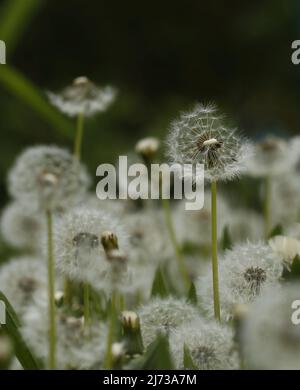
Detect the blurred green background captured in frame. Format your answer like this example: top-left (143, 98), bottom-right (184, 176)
top-left (0, 0), bottom-right (299, 207)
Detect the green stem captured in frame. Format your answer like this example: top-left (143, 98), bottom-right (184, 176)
top-left (46, 211), bottom-right (56, 369)
top-left (104, 291), bottom-right (117, 369)
top-left (83, 283), bottom-right (90, 329)
top-left (162, 198), bottom-right (190, 290)
top-left (74, 112), bottom-right (84, 160)
top-left (64, 277), bottom-right (73, 307)
top-left (211, 181), bottom-right (221, 321)
top-left (263, 176), bottom-right (271, 240)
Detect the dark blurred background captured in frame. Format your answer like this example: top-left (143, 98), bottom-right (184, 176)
top-left (0, 0), bottom-right (299, 207)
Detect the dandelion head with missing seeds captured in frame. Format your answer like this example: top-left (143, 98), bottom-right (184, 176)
top-left (8, 146), bottom-right (90, 212)
top-left (53, 206), bottom-right (129, 292)
top-left (166, 103), bottom-right (253, 182)
top-left (47, 76), bottom-right (117, 117)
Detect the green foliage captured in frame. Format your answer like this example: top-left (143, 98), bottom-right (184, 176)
top-left (0, 66), bottom-right (73, 138)
top-left (151, 267), bottom-right (169, 298)
top-left (221, 225), bottom-right (232, 251)
top-left (0, 0), bottom-right (43, 53)
top-left (282, 255), bottom-right (300, 281)
top-left (183, 343), bottom-right (197, 369)
top-left (187, 282), bottom-right (197, 305)
top-left (268, 224), bottom-right (283, 239)
top-left (129, 334), bottom-right (174, 369)
top-left (0, 291), bottom-right (41, 370)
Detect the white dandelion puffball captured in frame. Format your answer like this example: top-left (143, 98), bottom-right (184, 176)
top-left (269, 235), bottom-right (300, 265)
top-left (243, 284), bottom-right (300, 369)
top-left (0, 202), bottom-right (44, 250)
top-left (138, 297), bottom-right (200, 347)
top-left (246, 135), bottom-right (298, 178)
top-left (22, 292), bottom-right (107, 369)
top-left (170, 318), bottom-right (239, 370)
top-left (166, 103), bottom-right (252, 182)
top-left (0, 256), bottom-right (47, 317)
top-left (47, 76), bottom-right (117, 117)
top-left (197, 242), bottom-right (283, 321)
top-left (8, 146), bottom-right (90, 212)
top-left (54, 206), bottom-right (129, 291)
top-left (271, 173), bottom-right (300, 225)
top-left (126, 210), bottom-right (172, 266)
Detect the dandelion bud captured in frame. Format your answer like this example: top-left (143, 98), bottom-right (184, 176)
top-left (0, 334), bottom-right (14, 370)
top-left (135, 137), bottom-right (160, 160)
top-left (54, 291), bottom-right (64, 307)
top-left (101, 231), bottom-right (119, 252)
top-left (111, 342), bottom-right (125, 369)
top-left (121, 311), bottom-right (144, 356)
top-left (73, 76), bottom-right (89, 86)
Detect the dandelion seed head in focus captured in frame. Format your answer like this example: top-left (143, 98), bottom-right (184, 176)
top-left (197, 241), bottom-right (283, 321)
top-left (47, 76), bottom-right (117, 117)
top-left (8, 146), bottom-right (90, 212)
top-left (166, 103), bottom-right (252, 182)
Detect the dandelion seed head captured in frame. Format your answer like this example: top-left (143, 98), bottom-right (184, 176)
top-left (138, 297), bottom-right (199, 346)
top-left (0, 256), bottom-right (47, 317)
top-left (166, 103), bottom-right (252, 182)
top-left (47, 77), bottom-right (117, 117)
top-left (197, 241), bottom-right (283, 321)
top-left (8, 146), bottom-right (90, 212)
top-left (170, 318), bottom-right (239, 369)
top-left (243, 284), bottom-right (300, 369)
top-left (246, 135), bottom-right (298, 177)
top-left (54, 206), bottom-right (129, 292)
top-left (0, 202), bottom-right (44, 250)
top-left (22, 292), bottom-right (108, 369)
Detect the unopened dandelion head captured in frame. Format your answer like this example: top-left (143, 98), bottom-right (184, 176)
top-left (8, 146), bottom-right (90, 212)
top-left (54, 206), bottom-right (129, 291)
top-left (166, 103), bottom-right (252, 182)
top-left (197, 241), bottom-right (283, 321)
top-left (243, 284), bottom-right (300, 369)
top-left (47, 76), bottom-right (117, 117)
top-left (138, 297), bottom-right (199, 346)
top-left (0, 202), bottom-right (44, 250)
top-left (170, 318), bottom-right (239, 369)
top-left (269, 235), bottom-right (300, 265)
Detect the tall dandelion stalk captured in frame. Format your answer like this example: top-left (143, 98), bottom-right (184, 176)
top-left (46, 210), bottom-right (56, 369)
top-left (263, 176), bottom-right (271, 240)
top-left (166, 103), bottom-right (253, 321)
top-left (210, 181), bottom-right (220, 320)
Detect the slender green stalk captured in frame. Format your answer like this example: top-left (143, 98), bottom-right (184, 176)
top-left (74, 112), bottom-right (84, 160)
top-left (83, 283), bottom-right (90, 329)
top-left (104, 291), bottom-right (117, 369)
top-left (64, 277), bottom-right (73, 307)
top-left (211, 181), bottom-right (221, 321)
top-left (162, 198), bottom-right (190, 290)
top-left (46, 210), bottom-right (56, 369)
top-left (263, 176), bottom-right (271, 240)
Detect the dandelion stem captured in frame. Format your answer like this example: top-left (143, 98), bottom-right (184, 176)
top-left (83, 283), bottom-right (90, 329)
top-left (74, 112), bottom-right (84, 160)
top-left (211, 181), bottom-right (221, 321)
top-left (263, 176), bottom-right (271, 240)
top-left (104, 290), bottom-right (117, 369)
top-left (64, 277), bottom-right (73, 306)
top-left (46, 210), bottom-right (56, 369)
top-left (161, 198), bottom-right (190, 290)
